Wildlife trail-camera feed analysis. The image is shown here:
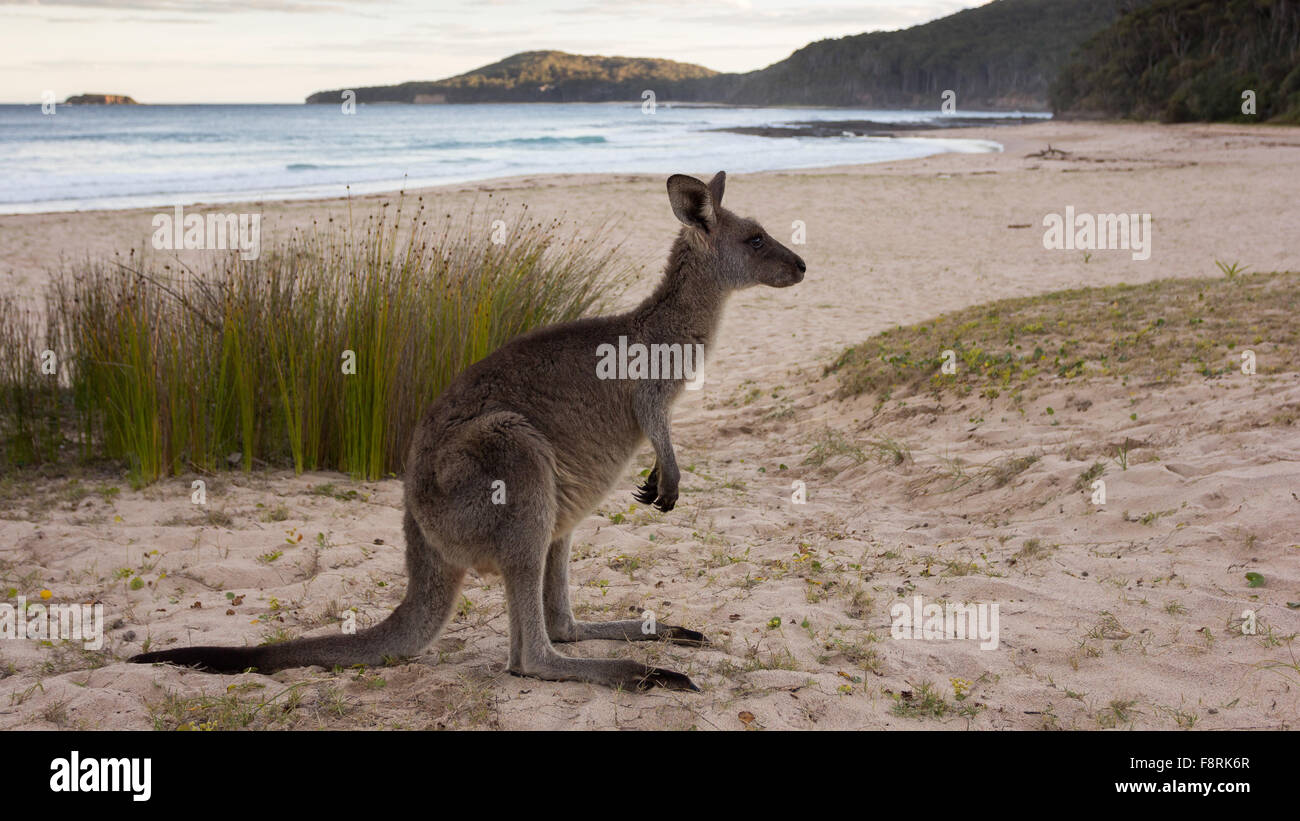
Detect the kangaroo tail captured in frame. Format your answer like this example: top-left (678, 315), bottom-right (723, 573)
top-left (131, 511), bottom-right (464, 674)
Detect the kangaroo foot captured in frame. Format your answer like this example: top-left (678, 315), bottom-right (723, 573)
top-left (639, 667), bottom-right (700, 692)
top-left (660, 625), bottom-right (709, 647)
top-left (554, 619), bottom-right (709, 646)
top-left (510, 654), bottom-right (700, 692)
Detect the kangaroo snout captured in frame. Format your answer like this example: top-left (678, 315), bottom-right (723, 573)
top-left (786, 251), bottom-right (807, 285)
top-left (765, 245), bottom-right (805, 287)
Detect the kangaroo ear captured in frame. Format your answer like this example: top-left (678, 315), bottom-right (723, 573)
top-left (707, 171), bottom-right (725, 207)
top-left (667, 174), bottom-right (716, 233)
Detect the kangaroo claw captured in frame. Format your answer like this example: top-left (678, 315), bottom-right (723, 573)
top-left (662, 626), bottom-right (709, 647)
top-left (638, 667), bottom-right (700, 692)
top-left (652, 496), bottom-right (676, 512)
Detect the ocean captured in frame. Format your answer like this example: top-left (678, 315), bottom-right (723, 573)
top-left (0, 103), bottom-right (1045, 214)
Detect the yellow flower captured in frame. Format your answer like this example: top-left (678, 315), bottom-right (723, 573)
top-left (950, 677), bottom-right (972, 699)
top-left (39, 589), bottom-right (53, 600)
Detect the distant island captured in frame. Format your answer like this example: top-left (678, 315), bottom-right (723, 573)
top-left (64, 94), bottom-right (138, 105)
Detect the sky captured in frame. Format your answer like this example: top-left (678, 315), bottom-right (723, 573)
top-left (1, 0), bottom-right (982, 103)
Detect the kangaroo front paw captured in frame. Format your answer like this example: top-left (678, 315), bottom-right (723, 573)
top-left (652, 487), bottom-right (677, 512)
top-left (635, 482), bottom-right (676, 511)
top-left (638, 666), bottom-right (700, 692)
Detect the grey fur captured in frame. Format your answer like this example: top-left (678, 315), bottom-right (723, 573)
top-left (132, 171), bottom-right (805, 691)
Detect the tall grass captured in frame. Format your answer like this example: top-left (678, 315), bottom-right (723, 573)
top-left (0, 200), bottom-right (628, 484)
top-left (0, 294), bottom-right (66, 467)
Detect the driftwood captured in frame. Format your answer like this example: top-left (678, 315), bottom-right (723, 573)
top-left (1026, 143), bottom-right (1072, 159)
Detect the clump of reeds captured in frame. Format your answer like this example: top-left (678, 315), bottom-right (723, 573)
top-left (0, 199), bottom-right (627, 485)
top-left (0, 294), bottom-right (67, 467)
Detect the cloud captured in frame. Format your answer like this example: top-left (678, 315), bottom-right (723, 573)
top-left (0, 0), bottom-right (391, 13)
top-left (556, 0), bottom-right (970, 31)
top-left (43, 13), bottom-right (206, 22)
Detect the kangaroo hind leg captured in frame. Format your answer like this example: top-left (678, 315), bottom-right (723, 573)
top-left (543, 533), bottom-right (708, 647)
top-left (432, 412), bottom-right (699, 691)
top-left (504, 545), bottom-right (698, 691)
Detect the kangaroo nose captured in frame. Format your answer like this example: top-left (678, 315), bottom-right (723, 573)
top-left (796, 256), bottom-right (806, 273)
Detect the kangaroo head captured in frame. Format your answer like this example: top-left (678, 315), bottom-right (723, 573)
top-left (666, 171), bottom-right (806, 289)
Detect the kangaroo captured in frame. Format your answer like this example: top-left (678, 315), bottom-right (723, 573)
top-left (131, 171), bottom-right (805, 691)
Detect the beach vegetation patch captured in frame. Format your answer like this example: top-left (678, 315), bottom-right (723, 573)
top-left (826, 271), bottom-right (1300, 402)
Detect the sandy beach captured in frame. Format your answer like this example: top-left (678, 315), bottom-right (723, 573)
top-left (2, 120), bottom-right (1298, 730)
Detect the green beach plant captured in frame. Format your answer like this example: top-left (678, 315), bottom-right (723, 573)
top-left (0, 199), bottom-right (628, 484)
top-left (826, 270), bottom-right (1300, 402)
top-left (0, 295), bottom-right (65, 467)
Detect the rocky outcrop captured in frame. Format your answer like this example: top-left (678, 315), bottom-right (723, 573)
top-left (64, 94), bottom-right (139, 105)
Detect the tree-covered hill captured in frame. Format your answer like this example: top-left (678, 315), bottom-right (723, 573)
top-left (306, 50), bottom-right (717, 104)
top-left (1050, 0), bottom-right (1300, 122)
top-left (306, 0), bottom-right (1300, 123)
top-left (711, 0), bottom-right (1124, 109)
top-left (308, 0), bottom-right (1124, 110)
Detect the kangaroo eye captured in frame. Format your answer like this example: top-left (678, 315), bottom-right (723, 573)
top-left (747, 236), bottom-right (764, 249)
